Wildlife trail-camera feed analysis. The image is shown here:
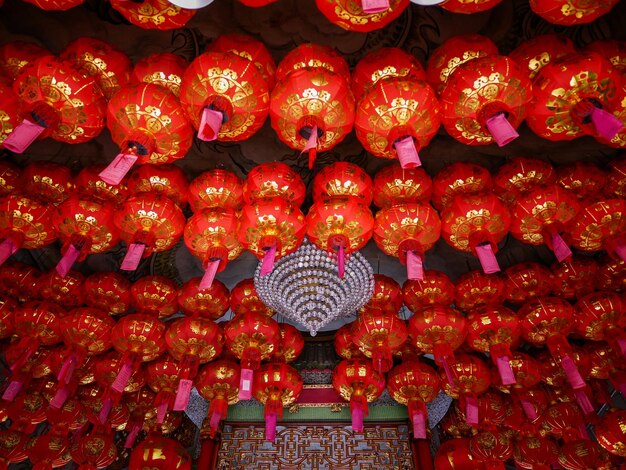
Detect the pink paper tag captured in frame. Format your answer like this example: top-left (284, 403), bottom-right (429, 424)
top-left (57, 354), bottom-right (77, 384)
top-left (520, 400), bottom-right (537, 420)
top-left (98, 153), bottom-right (138, 186)
top-left (2, 119), bottom-right (46, 154)
top-left (406, 250), bottom-right (424, 280)
top-left (239, 368), bottom-right (253, 400)
top-left (337, 244), bottom-right (345, 279)
top-left (302, 126), bottom-right (318, 153)
top-left (441, 357), bottom-right (456, 389)
top-left (496, 355), bottom-right (516, 386)
top-left (56, 244), bottom-right (81, 278)
top-left (395, 136), bottom-right (421, 169)
top-left (198, 108), bottom-right (223, 142)
top-left (156, 400), bottom-right (168, 424)
top-left (209, 411), bottom-right (223, 433)
top-left (361, 0), bottom-right (389, 13)
top-left (199, 259), bottom-right (220, 290)
top-left (617, 338), bottom-right (626, 358)
top-left (2, 380), bottom-right (22, 401)
top-left (50, 386), bottom-right (70, 409)
top-left (124, 423), bottom-right (141, 448)
top-left (0, 238), bottom-right (17, 266)
top-left (98, 398), bottom-right (113, 424)
top-left (551, 232), bottom-right (572, 263)
top-left (412, 411), bottom-right (427, 439)
top-left (485, 113), bottom-right (519, 147)
top-left (573, 389), bottom-right (594, 415)
top-left (120, 243), bottom-right (146, 271)
top-left (111, 361), bottom-right (133, 393)
top-left (173, 379), bottom-right (193, 411)
top-left (562, 355), bottom-right (585, 390)
top-left (465, 395), bottom-right (479, 425)
top-left (352, 406), bottom-right (364, 432)
top-left (266, 413), bottom-right (277, 441)
top-left (590, 107), bottom-right (624, 141)
top-left (614, 241), bottom-right (626, 263)
top-left (475, 244), bottom-right (500, 274)
top-left (260, 245), bottom-right (277, 276)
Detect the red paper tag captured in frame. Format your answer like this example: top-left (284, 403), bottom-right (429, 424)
top-left (0, 238), bottom-right (17, 266)
top-left (120, 243), bottom-right (145, 271)
top-left (198, 108), bottom-right (223, 142)
top-left (361, 0), bottom-right (389, 13)
top-left (98, 398), bottom-right (113, 424)
top-left (551, 232), bottom-right (572, 263)
top-left (574, 389), bottom-right (594, 415)
top-left (124, 424), bottom-right (141, 448)
top-left (406, 250), bottom-right (424, 280)
top-left (2, 119), bottom-right (45, 154)
top-left (520, 400), bottom-right (537, 420)
top-left (475, 244), bottom-right (500, 274)
top-left (562, 355), bottom-right (585, 390)
top-left (99, 153), bottom-right (137, 186)
top-left (395, 136), bottom-right (421, 169)
top-left (50, 386), bottom-right (70, 409)
top-left (56, 244), bottom-right (81, 278)
top-left (199, 259), bottom-right (220, 290)
top-left (173, 379), bottom-right (193, 411)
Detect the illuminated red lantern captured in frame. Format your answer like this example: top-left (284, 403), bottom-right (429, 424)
top-left (557, 161), bottom-right (608, 203)
top-left (510, 185), bottom-right (580, 262)
top-left (440, 0), bottom-right (502, 13)
top-left (387, 360), bottom-right (440, 438)
top-left (454, 270), bottom-right (505, 312)
top-left (25, 434), bottom-right (71, 469)
top-left (130, 275), bottom-right (178, 319)
top-left (180, 51), bottom-right (269, 142)
top-left (195, 360), bottom-right (240, 438)
top-left (270, 45), bottom-right (354, 169)
top-left (440, 55), bottom-right (532, 147)
top-left (0, 81), bottom-right (20, 150)
top-left (223, 311), bottom-right (280, 400)
top-left (5, 55), bottom-right (106, 154)
top-left (229, 278), bottom-right (272, 317)
top-left (470, 431), bottom-right (513, 470)
top-left (493, 156), bottom-right (556, 207)
top-left (568, 199), bottom-right (626, 261)
top-left (37, 269), bottom-right (85, 307)
top-left (553, 255), bottom-right (599, 300)
top-left (432, 162), bottom-right (493, 211)
top-left (70, 426), bottom-right (117, 469)
top-left (189, 169), bottom-right (244, 212)
top-left (352, 309), bottom-right (408, 373)
top-left (131, 52), bottom-right (188, 97)
top-left (509, 34), bottom-right (576, 79)
top-left (100, 83), bottom-right (193, 185)
top-left (426, 34), bottom-right (499, 96)
top-left (0, 195), bottom-right (57, 266)
top-left (126, 164), bottom-right (189, 208)
top-left (184, 208), bottom-right (242, 288)
top-left (491, 352), bottom-right (542, 401)
top-left (207, 33), bottom-right (276, 90)
top-left (559, 440), bottom-right (612, 470)
top-left (442, 193), bottom-right (511, 273)
top-left (334, 324), bottom-right (365, 359)
top-left (306, 198), bottom-right (374, 277)
top-left (110, 0), bottom-right (196, 30)
top-left (243, 162), bottom-right (306, 206)
top-left (575, 291), bottom-right (626, 356)
top-left (362, 274), bottom-right (403, 314)
top-left (526, 53), bottom-right (624, 142)
top-left (53, 197), bottom-right (119, 277)
top-left (408, 305), bottom-right (467, 387)
top-left (312, 162), bottom-right (373, 205)
top-left (75, 165), bottom-right (129, 208)
top-left (584, 40), bottom-right (626, 73)
top-left (332, 359), bottom-right (385, 432)
top-left (60, 37), bottom-right (131, 100)
top-left (372, 163), bottom-right (433, 209)
top-left (145, 354), bottom-right (186, 423)
top-left (272, 324), bottom-right (304, 364)
top-left (253, 363), bottom-right (303, 440)
top-left (95, 351), bottom-right (146, 398)
top-left (402, 270), bottom-right (455, 311)
top-left (275, 43), bottom-right (349, 83)
top-left (83, 272), bottom-right (131, 316)
top-left (466, 306), bottom-right (520, 386)
top-left (373, 203), bottom-right (441, 280)
top-left (315, 0), bottom-right (409, 33)
top-left (541, 402), bottom-right (588, 442)
top-left (529, 0), bottom-right (620, 25)
top-left (0, 161), bottom-right (21, 197)
top-left (355, 78), bottom-right (440, 168)
top-left (0, 41), bottom-right (49, 80)
top-left (129, 435), bottom-right (191, 469)
top-left (115, 194), bottom-right (185, 272)
top-left (240, 198), bottom-right (306, 275)
top-left (503, 262), bottom-right (554, 304)
top-left (435, 438), bottom-right (486, 470)
top-left (177, 277), bottom-right (230, 320)
top-left (21, 162), bottom-right (73, 206)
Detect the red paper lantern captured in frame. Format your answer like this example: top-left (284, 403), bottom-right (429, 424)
top-left (6, 55), bottom-right (106, 153)
top-left (0, 161), bottom-right (21, 197)
top-left (469, 431), bottom-right (513, 470)
top-left (131, 52), bottom-right (188, 97)
top-left (372, 163), bottom-right (433, 209)
top-left (54, 196), bottom-right (120, 277)
top-left (491, 351), bottom-right (542, 398)
top-left (526, 53), bottom-right (624, 143)
top-left (184, 207), bottom-right (242, 289)
top-left (541, 402), bottom-right (588, 442)
top-left (352, 309), bottom-right (408, 373)
top-left (0, 430), bottom-right (29, 468)
top-left (441, 193), bottom-right (511, 274)
top-left (272, 323), bottom-right (304, 364)
top-left (584, 39), bottom-right (626, 73)
top-left (432, 162), bottom-right (493, 211)
top-left (253, 363), bottom-right (303, 440)
top-left (440, 0), bottom-right (503, 14)
top-left (229, 278), bottom-right (273, 317)
top-left (0, 81), bottom-right (20, 150)
top-left (435, 438), bottom-right (486, 470)
top-left (0, 41), bottom-right (49, 80)
top-left (37, 269), bottom-right (85, 307)
top-left (21, 162), bottom-right (73, 206)
top-left (100, 83), bottom-right (193, 185)
top-left (130, 275), bottom-right (178, 319)
top-left (568, 199), bottom-right (626, 261)
top-left (387, 360), bottom-right (441, 438)
top-left (0, 261), bottom-right (42, 303)
top-left (240, 198), bottom-right (306, 275)
top-left (509, 34), bottom-right (576, 79)
top-left (306, 197), bottom-right (374, 277)
top-left (180, 51), bottom-right (269, 142)
top-left (334, 324), bottom-right (365, 359)
top-left (503, 262), bottom-right (554, 304)
top-left (129, 435), bottom-right (192, 469)
top-left (355, 78), bottom-right (441, 168)
top-left (115, 194), bottom-right (185, 272)
top-left (596, 409), bottom-right (626, 457)
top-left (207, 33), bottom-right (276, 90)
top-left (275, 43), bottom-right (350, 83)
top-left (575, 291), bottom-right (626, 354)
top-left (373, 203), bottom-right (441, 280)
top-left (0, 295), bottom-right (17, 339)
top-left (315, 0), bottom-right (409, 33)
top-left (312, 162), bottom-right (373, 205)
top-left (332, 359), bottom-right (386, 432)
top-left (25, 434), bottom-right (71, 469)
top-left (244, 162), bottom-right (306, 206)
top-left (110, 0), bottom-right (196, 30)
top-left (188, 169), bottom-right (244, 212)
top-left (440, 55), bottom-right (533, 147)
top-left (426, 34), bottom-right (499, 96)
top-left (177, 277), bottom-right (230, 320)
top-left (559, 440), bottom-right (613, 470)
top-left (126, 164), bottom-right (189, 208)
top-left (83, 272), bottom-right (132, 316)
top-left (75, 165), bottom-right (129, 208)
top-left (145, 353), bottom-right (186, 423)
top-left (362, 274), bottom-right (403, 314)
top-left (95, 351), bottom-right (146, 397)
top-left (557, 161), bottom-right (608, 202)
top-left (60, 37), bottom-right (131, 100)
top-left (493, 156), bottom-right (557, 207)
top-left (351, 47), bottom-right (425, 101)
top-left (554, 255), bottom-right (599, 300)
top-left (223, 311), bottom-right (280, 400)
top-left (606, 159), bottom-right (626, 199)
top-left (597, 255), bottom-right (626, 293)
top-left (70, 427), bottom-right (118, 469)
top-left (402, 270), bottom-right (455, 311)
top-left (529, 0), bottom-right (620, 25)
top-left (195, 359), bottom-right (241, 438)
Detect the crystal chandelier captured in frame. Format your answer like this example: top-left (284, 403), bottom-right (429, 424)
top-left (254, 238), bottom-right (374, 336)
